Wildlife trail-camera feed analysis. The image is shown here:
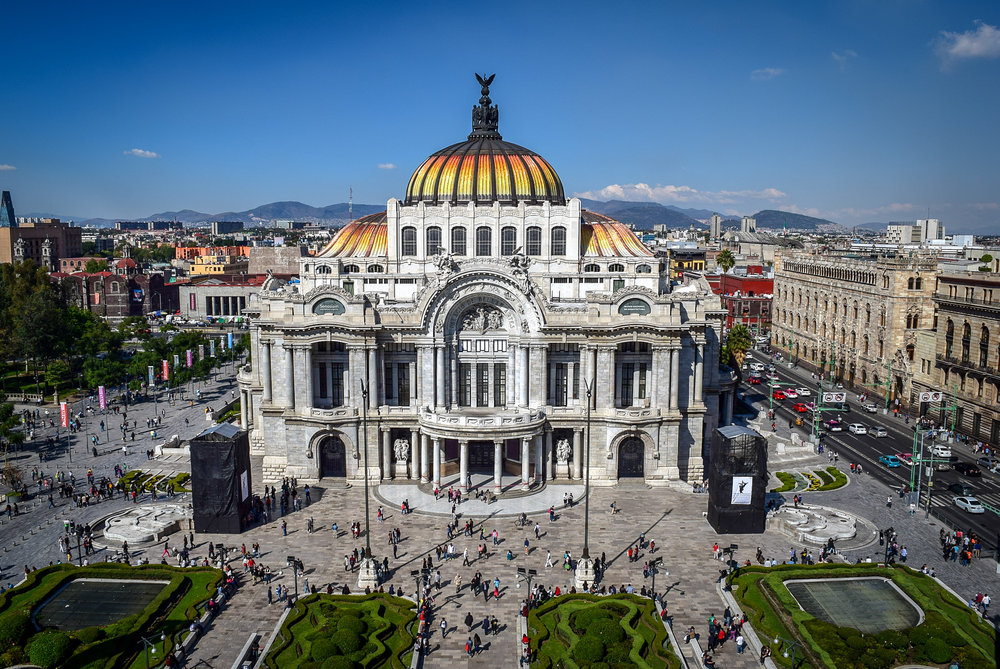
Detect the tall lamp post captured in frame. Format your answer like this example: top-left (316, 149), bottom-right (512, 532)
top-left (286, 555), bottom-right (304, 600)
top-left (773, 635), bottom-right (805, 669)
top-left (139, 632), bottom-right (166, 669)
top-left (574, 378), bottom-right (596, 590)
top-left (648, 557), bottom-right (668, 604)
top-left (357, 378), bottom-right (378, 590)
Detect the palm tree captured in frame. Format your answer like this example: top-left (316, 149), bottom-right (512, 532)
top-left (725, 324), bottom-right (754, 370)
top-left (717, 248), bottom-right (736, 295)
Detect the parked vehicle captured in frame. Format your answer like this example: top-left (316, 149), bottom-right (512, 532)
top-left (975, 457), bottom-right (996, 470)
top-left (772, 390), bottom-right (786, 401)
top-left (931, 445), bottom-right (952, 458)
top-left (895, 453), bottom-right (913, 465)
top-left (793, 403), bottom-right (809, 413)
top-left (795, 388), bottom-right (812, 397)
top-left (826, 420), bottom-right (843, 432)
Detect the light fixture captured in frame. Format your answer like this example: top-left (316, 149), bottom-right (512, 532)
top-left (783, 651), bottom-right (790, 658)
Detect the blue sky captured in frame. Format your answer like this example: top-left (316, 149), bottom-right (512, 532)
top-left (1, 1), bottom-right (999, 232)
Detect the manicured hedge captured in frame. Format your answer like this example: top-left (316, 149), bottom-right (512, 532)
top-left (0, 563), bottom-right (222, 669)
top-left (265, 593), bottom-right (416, 669)
top-left (816, 466), bottom-right (848, 491)
top-left (527, 593), bottom-right (679, 669)
top-left (771, 472), bottom-right (797, 492)
top-left (733, 563), bottom-right (995, 668)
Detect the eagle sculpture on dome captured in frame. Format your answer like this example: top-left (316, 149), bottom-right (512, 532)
top-left (476, 73), bottom-right (495, 95)
top-left (472, 73), bottom-right (500, 136)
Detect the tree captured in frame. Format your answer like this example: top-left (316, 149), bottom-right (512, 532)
top-left (724, 324), bottom-right (754, 369)
top-left (717, 248), bottom-right (736, 296)
top-left (45, 360), bottom-right (71, 393)
top-left (83, 259), bottom-right (109, 273)
top-left (0, 402), bottom-right (25, 483)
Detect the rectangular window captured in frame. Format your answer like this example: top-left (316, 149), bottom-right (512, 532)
top-left (343, 281), bottom-right (354, 295)
top-left (332, 363), bottom-right (343, 406)
top-left (383, 364), bottom-right (393, 404)
top-left (318, 364), bottom-right (328, 399)
top-left (494, 364), bottom-right (506, 406)
top-left (992, 418), bottom-right (999, 445)
top-left (573, 363), bottom-right (580, 400)
top-left (613, 279), bottom-right (625, 293)
top-left (460, 363), bottom-right (472, 406)
top-left (477, 363), bottom-right (489, 407)
top-left (397, 363), bottom-right (410, 407)
top-left (205, 296), bottom-right (213, 316)
top-left (553, 363), bottom-right (568, 406)
top-left (493, 339), bottom-right (507, 352)
top-left (477, 339), bottom-right (489, 352)
top-left (621, 363), bottom-right (634, 407)
top-left (638, 363), bottom-right (647, 400)
top-left (973, 412), bottom-right (981, 438)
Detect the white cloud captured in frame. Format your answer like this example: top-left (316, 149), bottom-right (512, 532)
top-left (377, 163), bottom-right (396, 170)
top-left (831, 50), bottom-right (857, 69)
top-left (0, 164), bottom-right (15, 171)
top-left (751, 67), bottom-right (785, 81)
top-left (971, 202), bottom-right (1000, 210)
top-left (937, 21), bottom-right (1000, 66)
top-left (574, 182), bottom-right (787, 206)
top-left (123, 148), bottom-right (160, 158)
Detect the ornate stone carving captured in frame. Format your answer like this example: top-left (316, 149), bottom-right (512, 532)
top-left (556, 438), bottom-right (571, 464)
top-left (433, 251), bottom-right (456, 276)
top-left (461, 305), bottom-right (504, 333)
top-left (393, 438), bottom-right (410, 462)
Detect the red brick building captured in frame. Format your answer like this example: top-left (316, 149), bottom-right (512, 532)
top-left (707, 270), bottom-right (773, 333)
top-left (51, 258), bottom-right (179, 323)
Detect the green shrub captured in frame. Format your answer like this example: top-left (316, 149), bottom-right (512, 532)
top-left (28, 630), bottom-right (75, 668)
top-left (321, 657), bottom-right (357, 669)
top-left (844, 634), bottom-right (868, 651)
top-left (575, 635), bottom-right (605, 663)
top-left (588, 618), bottom-right (625, 645)
top-left (923, 637), bottom-right (953, 664)
top-left (337, 615), bottom-right (366, 636)
top-left (311, 638), bottom-right (339, 661)
top-left (874, 629), bottom-right (906, 649)
top-left (73, 625), bottom-right (104, 644)
top-left (771, 472), bottom-right (797, 492)
top-left (331, 629), bottom-right (362, 655)
top-left (572, 607), bottom-right (612, 633)
top-left (604, 640), bottom-right (632, 663)
top-left (0, 611), bottom-right (31, 647)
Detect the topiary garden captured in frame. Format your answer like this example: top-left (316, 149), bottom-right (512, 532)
top-left (264, 593), bottom-right (417, 669)
top-left (527, 593), bottom-right (680, 669)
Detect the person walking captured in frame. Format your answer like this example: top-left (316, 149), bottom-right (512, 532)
top-left (440, 618), bottom-right (448, 639)
top-left (465, 611), bottom-right (474, 632)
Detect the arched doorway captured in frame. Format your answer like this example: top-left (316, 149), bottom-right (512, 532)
top-left (618, 438), bottom-right (644, 478)
top-left (319, 436), bottom-right (347, 478)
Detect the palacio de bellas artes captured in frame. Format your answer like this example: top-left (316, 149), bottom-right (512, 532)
top-left (237, 75), bottom-right (734, 492)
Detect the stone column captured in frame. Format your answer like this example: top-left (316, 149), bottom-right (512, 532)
top-left (579, 345), bottom-right (590, 401)
top-left (470, 361), bottom-right (478, 407)
top-left (573, 428), bottom-right (583, 479)
top-left (493, 440), bottom-right (503, 491)
top-left (596, 346), bottom-right (614, 409)
top-left (507, 346), bottom-right (517, 407)
top-left (432, 437), bottom-right (442, 487)
top-left (545, 429), bottom-right (553, 481)
top-left (459, 439), bottom-right (469, 493)
top-left (669, 346), bottom-right (680, 411)
top-left (519, 345), bottom-right (529, 407)
top-left (409, 360), bottom-right (417, 406)
top-left (631, 363), bottom-right (640, 407)
top-left (421, 434), bottom-right (430, 483)
top-left (650, 348), bottom-right (661, 409)
top-left (415, 349), bottom-right (423, 407)
top-left (571, 362), bottom-right (580, 404)
top-left (284, 345), bottom-right (295, 409)
top-left (694, 342), bottom-right (704, 405)
top-left (343, 359), bottom-right (351, 404)
top-left (261, 341), bottom-right (272, 403)
top-left (538, 345), bottom-right (549, 405)
top-left (521, 437), bottom-right (531, 490)
top-left (410, 429), bottom-right (420, 481)
top-left (239, 391), bottom-right (248, 429)
top-left (450, 344), bottom-right (458, 407)
top-left (435, 345), bottom-right (445, 409)
top-left (367, 347), bottom-right (378, 409)
top-left (302, 345), bottom-right (313, 412)
top-left (381, 428), bottom-right (392, 480)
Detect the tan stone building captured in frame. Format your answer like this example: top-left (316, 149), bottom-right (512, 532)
top-left (912, 272), bottom-right (1000, 444)
top-left (771, 250), bottom-right (936, 405)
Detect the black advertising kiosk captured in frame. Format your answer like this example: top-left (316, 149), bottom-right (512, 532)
top-left (707, 425), bottom-right (767, 534)
top-left (191, 423), bottom-right (252, 534)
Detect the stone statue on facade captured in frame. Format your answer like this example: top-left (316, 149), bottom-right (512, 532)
top-left (462, 306), bottom-right (504, 333)
top-left (261, 269), bottom-right (281, 292)
top-left (393, 438), bottom-right (410, 463)
top-left (433, 251), bottom-right (455, 276)
top-left (556, 439), bottom-right (571, 464)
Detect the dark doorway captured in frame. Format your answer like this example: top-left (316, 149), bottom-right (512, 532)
top-left (319, 436), bottom-right (347, 478)
top-left (619, 438), bottom-right (644, 478)
top-left (469, 441), bottom-right (494, 471)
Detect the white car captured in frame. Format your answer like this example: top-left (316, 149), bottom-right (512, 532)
top-left (784, 389), bottom-right (798, 399)
top-left (931, 445), bottom-right (952, 458)
top-left (954, 496), bottom-right (985, 514)
top-left (862, 403), bottom-right (879, 413)
top-left (795, 388), bottom-right (811, 397)
top-left (848, 423), bottom-right (867, 435)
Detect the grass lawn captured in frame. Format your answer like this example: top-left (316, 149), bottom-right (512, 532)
top-left (0, 563), bottom-right (222, 668)
top-left (265, 593), bottom-right (417, 669)
top-left (733, 563), bottom-right (995, 668)
top-left (527, 593), bottom-right (680, 669)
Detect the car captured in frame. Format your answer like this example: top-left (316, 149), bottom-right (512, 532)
top-left (936, 456), bottom-right (959, 471)
top-left (954, 462), bottom-right (982, 477)
top-left (793, 403), bottom-right (809, 413)
top-left (795, 387), bottom-right (812, 397)
top-left (954, 496), bottom-right (986, 514)
top-left (767, 373), bottom-right (780, 382)
top-left (772, 390), bottom-right (786, 400)
top-left (830, 402), bottom-right (851, 413)
top-left (748, 375), bottom-right (761, 385)
top-left (750, 363), bottom-right (765, 372)
top-left (862, 403), bottom-right (879, 413)
top-left (895, 453), bottom-right (913, 465)
top-left (870, 426), bottom-right (888, 438)
top-left (976, 457), bottom-right (997, 470)
top-left (847, 423), bottom-right (867, 435)
top-left (931, 445), bottom-right (952, 458)
top-left (826, 420), bottom-right (843, 432)
top-left (783, 389), bottom-right (798, 398)
top-left (878, 454), bottom-right (902, 467)
top-left (948, 482), bottom-right (975, 496)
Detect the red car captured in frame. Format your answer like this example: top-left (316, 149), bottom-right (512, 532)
top-left (772, 390), bottom-right (786, 401)
top-left (748, 375), bottom-right (762, 385)
top-left (793, 403), bottom-right (809, 413)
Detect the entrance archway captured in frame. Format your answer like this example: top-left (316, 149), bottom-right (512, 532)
top-left (468, 441), bottom-right (494, 471)
top-left (319, 436), bottom-right (347, 478)
top-left (618, 438), bottom-right (644, 478)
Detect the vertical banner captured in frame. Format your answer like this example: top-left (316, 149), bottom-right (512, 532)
top-left (148, 365), bottom-right (155, 386)
top-left (186, 349), bottom-right (193, 367)
top-left (209, 339), bottom-right (216, 358)
top-left (162, 359), bottom-right (170, 381)
top-left (227, 332), bottom-right (234, 349)
top-left (198, 344), bottom-right (205, 360)
top-left (173, 354), bottom-right (180, 367)
top-left (98, 386), bottom-right (107, 410)
top-left (60, 402), bottom-right (69, 428)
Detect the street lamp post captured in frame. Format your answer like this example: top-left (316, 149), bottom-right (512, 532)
top-left (517, 567), bottom-right (538, 606)
top-left (773, 635), bottom-right (805, 669)
top-left (357, 378), bottom-right (378, 590)
top-left (574, 378), bottom-right (596, 590)
top-left (410, 568), bottom-right (429, 602)
top-left (139, 632), bottom-right (166, 669)
top-left (286, 556), bottom-right (304, 600)
top-left (648, 557), bottom-right (668, 605)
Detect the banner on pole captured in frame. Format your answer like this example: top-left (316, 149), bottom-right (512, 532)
top-left (198, 344), bottom-right (204, 361)
top-left (162, 359), bottom-right (170, 381)
top-left (98, 386), bottom-right (107, 410)
top-left (148, 365), bottom-right (155, 386)
top-left (227, 332), bottom-right (234, 349)
top-left (60, 402), bottom-right (69, 428)
top-left (186, 349), bottom-right (193, 367)
top-left (173, 354), bottom-right (180, 367)
top-left (209, 340), bottom-right (216, 358)
top-left (919, 391), bottom-right (943, 403)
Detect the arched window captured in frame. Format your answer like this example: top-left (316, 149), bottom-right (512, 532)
top-left (945, 319), bottom-right (954, 358)
top-left (981, 325), bottom-right (990, 367)
top-left (526, 227), bottom-right (542, 255)
top-left (343, 264), bottom-right (360, 273)
top-left (851, 332), bottom-right (856, 349)
top-left (962, 322), bottom-right (972, 363)
top-left (401, 226), bottom-right (417, 256)
top-left (500, 226), bottom-right (517, 256)
top-left (915, 278), bottom-right (922, 289)
top-left (865, 304), bottom-right (871, 324)
top-left (907, 343), bottom-right (915, 361)
top-left (609, 263), bottom-right (625, 272)
top-left (878, 339), bottom-right (884, 358)
top-left (863, 335), bottom-right (869, 355)
top-left (476, 227), bottom-right (492, 256)
top-left (111, 282), bottom-right (119, 292)
top-left (426, 226), bottom-right (442, 256)
top-left (636, 264), bottom-right (652, 273)
top-left (316, 265), bottom-right (332, 274)
top-left (367, 264), bottom-right (384, 273)
top-left (451, 227), bottom-right (467, 256)
top-left (583, 263), bottom-right (600, 273)
top-left (907, 277), bottom-right (914, 290)
top-left (550, 227), bottom-right (567, 256)
top-left (853, 301), bottom-right (858, 319)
